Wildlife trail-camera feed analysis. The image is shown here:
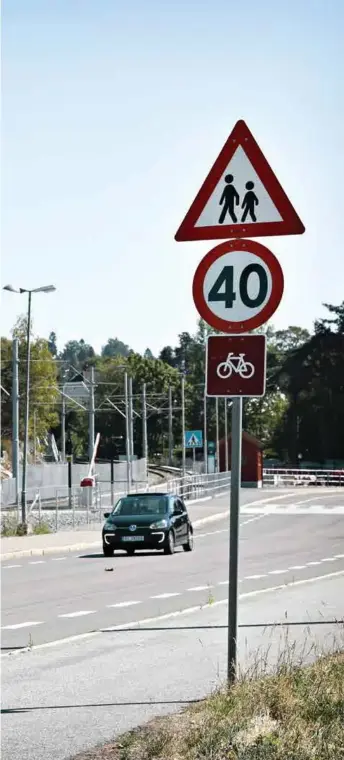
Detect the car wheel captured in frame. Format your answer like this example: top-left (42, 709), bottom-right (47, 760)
top-left (164, 530), bottom-right (175, 555)
top-left (126, 548), bottom-right (135, 555)
top-left (103, 545), bottom-right (114, 557)
top-left (183, 528), bottom-right (194, 552)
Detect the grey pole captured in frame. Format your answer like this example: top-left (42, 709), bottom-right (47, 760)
top-left (181, 374), bottom-right (186, 476)
top-left (12, 338), bottom-right (20, 513)
top-left (88, 366), bottom-right (95, 462)
top-left (61, 396), bottom-right (66, 463)
top-left (21, 291), bottom-right (32, 527)
top-left (168, 385), bottom-right (173, 466)
top-left (203, 389), bottom-right (208, 474)
top-left (128, 376), bottom-right (134, 457)
top-left (33, 410), bottom-right (37, 463)
top-left (124, 372), bottom-right (131, 491)
top-left (227, 396), bottom-right (243, 684)
top-left (215, 397), bottom-right (220, 473)
top-left (142, 383), bottom-right (148, 478)
top-left (224, 398), bottom-right (229, 472)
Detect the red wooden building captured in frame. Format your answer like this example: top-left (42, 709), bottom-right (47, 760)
top-left (219, 431), bottom-right (263, 488)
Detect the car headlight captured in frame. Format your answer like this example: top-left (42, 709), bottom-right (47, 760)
top-left (150, 519), bottom-right (168, 529)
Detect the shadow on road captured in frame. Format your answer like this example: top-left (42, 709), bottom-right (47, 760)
top-left (2, 697), bottom-right (201, 714)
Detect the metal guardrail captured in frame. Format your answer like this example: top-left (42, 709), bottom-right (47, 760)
top-left (263, 468), bottom-right (344, 487)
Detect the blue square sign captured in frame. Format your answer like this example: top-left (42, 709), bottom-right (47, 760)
top-left (184, 430), bottom-right (203, 448)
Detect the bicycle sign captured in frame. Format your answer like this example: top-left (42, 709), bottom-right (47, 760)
top-left (206, 334), bottom-right (266, 397)
top-left (192, 239), bottom-right (284, 333)
top-left (217, 353), bottom-right (255, 380)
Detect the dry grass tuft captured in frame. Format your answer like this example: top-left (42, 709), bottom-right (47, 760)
top-left (72, 648), bottom-right (344, 760)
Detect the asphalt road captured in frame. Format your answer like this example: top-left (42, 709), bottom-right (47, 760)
top-left (2, 487), bottom-right (344, 759)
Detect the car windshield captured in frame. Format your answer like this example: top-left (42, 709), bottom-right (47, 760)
top-left (112, 495), bottom-right (168, 516)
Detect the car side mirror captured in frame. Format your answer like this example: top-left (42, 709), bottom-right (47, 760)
top-left (103, 512), bottom-right (110, 519)
top-left (174, 507), bottom-right (183, 516)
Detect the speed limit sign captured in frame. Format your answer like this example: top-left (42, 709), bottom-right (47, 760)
top-left (192, 239), bottom-right (284, 333)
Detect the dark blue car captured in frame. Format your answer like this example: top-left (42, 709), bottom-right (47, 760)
top-left (102, 492), bottom-right (194, 556)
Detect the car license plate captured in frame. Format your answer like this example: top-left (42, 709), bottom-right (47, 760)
top-left (121, 536), bottom-right (144, 542)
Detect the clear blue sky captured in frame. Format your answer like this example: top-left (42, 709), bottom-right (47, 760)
top-left (2, 0), bottom-right (343, 355)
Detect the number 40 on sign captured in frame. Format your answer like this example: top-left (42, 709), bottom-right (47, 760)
top-left (193, 239), bottom-right (284, 333)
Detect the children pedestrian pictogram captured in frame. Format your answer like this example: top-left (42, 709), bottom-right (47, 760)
top-left (219, 177), bottom-right (259, 224)
top-left (218, 174), bottom-right (240, 224)
top-left (241, 181), bottom-right (259, 222)
top-left (175, 119), bottom-right (305, 242)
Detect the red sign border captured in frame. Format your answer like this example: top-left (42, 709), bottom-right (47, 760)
top-left (192, 239), bottom-right (284, 333)
top-left (205, 334), bottom-right (267, 398)
top-left (175, 119), bottom-right (305, 242)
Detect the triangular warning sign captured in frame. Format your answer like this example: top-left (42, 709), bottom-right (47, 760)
top-left (189, 434), bottom-right (198, 446)
top-left (175, 120), bottom-right (305, 241)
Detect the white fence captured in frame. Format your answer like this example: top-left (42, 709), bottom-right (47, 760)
top-left (1, 471), bottom-right (231, 533)
top-left (0, 459), bottom-right (147, 507)
top-left (263, 468), bottom-right (344, 488)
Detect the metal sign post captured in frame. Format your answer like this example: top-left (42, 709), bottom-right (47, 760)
top-left (227, 397), bottom-right (242, 683)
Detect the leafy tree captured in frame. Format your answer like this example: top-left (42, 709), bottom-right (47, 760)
top-left (1, 318), bottom-right (59, 456)
top-left (143, 348), bottom-right (155, 360)
top-left (48, 331), bottom-right (58, 357)
top-left (101, 337), bottom-right (131, 359)
top-left (59, 339), bottom-right (95, 372)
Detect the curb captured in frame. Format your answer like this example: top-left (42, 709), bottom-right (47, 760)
top-left (0, 510), bottom-right (229, 561)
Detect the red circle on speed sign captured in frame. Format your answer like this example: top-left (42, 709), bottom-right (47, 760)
top-left (192, 239), bottom-right (284, 333)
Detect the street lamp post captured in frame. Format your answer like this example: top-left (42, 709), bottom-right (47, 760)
top-left (3, 284), bottom-right (56, 528)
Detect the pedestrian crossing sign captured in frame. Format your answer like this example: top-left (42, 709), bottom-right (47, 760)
top-left (185, 430), bottom-right (203, 448)
top-left (175, 119), bottom-right (305, 241)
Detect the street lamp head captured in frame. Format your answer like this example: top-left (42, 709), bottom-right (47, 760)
top-left (3, 284), bottom-right (56, 294)
top-left (3, 284), bottom-right (20, 293)
top-left (33, 285), bottom-right (56, 294)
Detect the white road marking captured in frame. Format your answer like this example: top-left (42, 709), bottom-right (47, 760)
top-left (51, 557), bottom-right (67, 561)
top-left (320, 557), bottom-right (338, 562)
top-left (307, 561), bottom-right (321, 566)
top-left (3, 568), bottom-right (344, 657)
top-left (240, 514), bottom-right (270, 527)
top-left (2, 564), bottom-right (22, 569)
top-left (151, 593), bottom-right (180, 600)
top-left (268, 569), bottom-right (288, 575)
top-left (288, 565), bottom-right (306, 570)
top-left (106, 601), bottom-right (141, 608)
top-left (335, 554), bottom-right (344, 559)
top-left (58, 610), bottom-right (96, 618)
top-left (187, 585), bottom-right (211, 592)
top-left (245, 574), bottom-right (267, 580)
top-left (217, 580), bottom-right (229, 585)
top-left (196, 529), bottom-right (227, 538)
top-left (29, 561), bottom-right (46, 565)
top-left (1, 621), bottom-right (43, 630)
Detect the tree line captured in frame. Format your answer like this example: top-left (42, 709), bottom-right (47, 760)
top-left (1, 301), bottom-right (343, 466)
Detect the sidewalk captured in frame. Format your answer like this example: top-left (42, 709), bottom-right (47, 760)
top-left (0, 496), bottom-right (229, 561)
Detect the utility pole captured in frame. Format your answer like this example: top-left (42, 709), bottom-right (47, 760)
top-left (21, 291), bottom-right (32, 527)
top-left (181, 374), bottom-right (186, 476)
top-left (168, 385), bottom-right (173, 466)
top-left (142, 383), bottom-right (148, 478)
top-left (12, 338), bottom-right (20, 513)
top-left (128, 376), bottom-right (134, 457)
top-left (215, 396), bottom-right (220, 473)
top-left (124, 372), bottom-right (131, 491)
top-left (227, 397), bottom-right (243, 683)
top-left (224, 398), bottom-right (229, 472)
top-left (61, 396), bottom-right (66, 463)
top-left (88, 366), bottom-right (95, 462)
top-left (33, 410), bottom-right (37, 463)
top-left (203, 389), bottom-right (208, 474)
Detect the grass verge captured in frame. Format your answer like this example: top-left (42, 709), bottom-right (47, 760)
top-left (73, 650), bottom-right (344, 760)
top-left (1, 515), bottom-right (51, 536)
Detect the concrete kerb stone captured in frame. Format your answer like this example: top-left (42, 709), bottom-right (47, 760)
top-left (0, 507), bottom-right (230, 562)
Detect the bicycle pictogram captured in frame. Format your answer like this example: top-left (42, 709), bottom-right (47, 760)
top-left (216, 352), bottom-right (255, 380)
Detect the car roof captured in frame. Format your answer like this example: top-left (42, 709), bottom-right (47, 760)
top-left (123, 492), bottom-right (177, 498)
